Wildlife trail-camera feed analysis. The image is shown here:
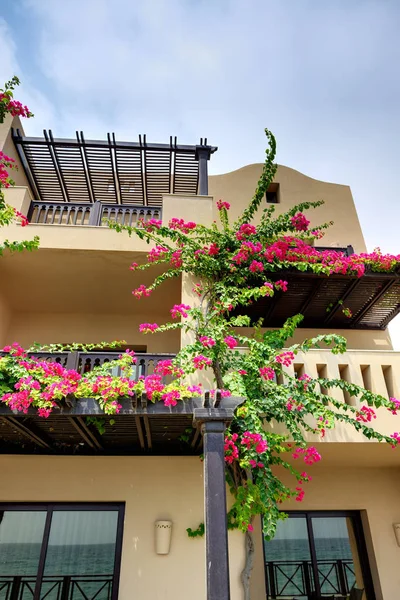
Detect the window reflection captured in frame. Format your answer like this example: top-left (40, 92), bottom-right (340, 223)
top-left (264, 513), bottom-right (368, 600)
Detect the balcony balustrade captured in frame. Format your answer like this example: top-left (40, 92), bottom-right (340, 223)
top-left (265, 558), bottom-right (355, 599)
top-left (27, 200), bottom-right (161, 227)
top-left (0, 574), bottom-right (113, 600)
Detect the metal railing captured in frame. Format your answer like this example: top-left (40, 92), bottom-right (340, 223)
top-left (0, 574), bottom-right (113, 600)
top-left (27, 201), bottom-right (161, 227)
top-left (265, 558), bottom-right (355, 599)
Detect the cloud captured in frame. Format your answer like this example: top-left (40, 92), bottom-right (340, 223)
top-left (0, 17), bottom-right (57, 135)
top-left (3, 0), bottom-right (400, 343)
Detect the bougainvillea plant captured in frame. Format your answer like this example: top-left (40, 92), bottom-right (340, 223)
top-left (0, 76), bottom-right (38, 255)
top-left (2, 128), bottom-right (400, 598)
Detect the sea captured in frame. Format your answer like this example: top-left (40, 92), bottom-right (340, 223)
top-left (0, 543), bottom-right (116, 600)
top-left (0, 539), bottom-right (356, 600)
top-left (264, 537), bottom-right (356, 598)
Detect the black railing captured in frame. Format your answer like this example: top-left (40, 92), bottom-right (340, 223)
top-left (0, 351), bottom-right (176, 380)
top-left (265, 558), bottom-right (355, 599)
top-left (0, 574), bottom-right (113, 600)
top-left (27, 201), bottom-right (161, 227)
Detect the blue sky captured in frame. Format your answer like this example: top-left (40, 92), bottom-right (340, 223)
top-left (2, 0), bottom-right (400, 341)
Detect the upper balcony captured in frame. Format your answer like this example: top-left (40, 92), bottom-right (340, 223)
top-left (12, 128), bottom-right (217, 223)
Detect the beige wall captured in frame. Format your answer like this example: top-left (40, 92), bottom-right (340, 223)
top-left (0, 456), bottom-right (399, 600)
top-left (5, 311), bottom-right (180, 353)
top-left (0, 455), bottom-right (245, 600)
top-left (0, 293), bottom-right (11, 346)
top-left (0, 115), bottom-right (31, 189)
top-left (209, 164), bottom-right (367, 253)
top-left (251, 465), bottom-right (400, 600)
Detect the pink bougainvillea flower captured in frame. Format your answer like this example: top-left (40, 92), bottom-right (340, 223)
top-left (259, 366), bottom-right (275, 381)
top-left (139, 323), bottom-right (159, 334)
top-left (236, 223), bottom-right (257, 241)
top-left (216, 200), bottom-right (230, 210)
top-left (199, 336), bottom-right (216, 348)
top-left (275, 351), bottom-right (295, 367)
top-left (249, 260), bottom-right (264, 273)
top-left (275, 280), bottom-right (288, 292)
top-left (290, 212), bottom-right (310, 232)
top-left (355, 405), bottom-right (376, 423)
top-left (193, 355), bottom-right (212, 370)
top-left (224, 336), bottom-right (237, 349)
top-left (171, 304), bottom-right (191, 319)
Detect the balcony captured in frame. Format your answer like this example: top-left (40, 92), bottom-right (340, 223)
top-left (12, 129), bottom-right (217, 208)
top-left (0, 351), bottom-right (209, 456)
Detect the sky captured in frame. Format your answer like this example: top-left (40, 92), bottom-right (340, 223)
top-left (1, 0), bottom-right (400, 343)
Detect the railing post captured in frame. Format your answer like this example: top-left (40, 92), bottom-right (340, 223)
top-left (88, 201), bottom-right (102, 226)
top-left (193, 395), bottom-right (243, 600)
top-left (337, 559), bottom-right (348, 595)
top-left (60, 576), bottom-right (71, 600)
top-left (195, 146), bottom-right (212, 195)
top-left (266, 562), bottom-right (277, 599)
top-left (303, 561), bottom-right (313, 598)
top-left (65, 352), bottom-right (79, 371)
top-left (10, 576), bottom-right (22, 600)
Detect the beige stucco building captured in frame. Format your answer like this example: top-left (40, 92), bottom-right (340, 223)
top-left (1, 115), bottom-right (400, 600)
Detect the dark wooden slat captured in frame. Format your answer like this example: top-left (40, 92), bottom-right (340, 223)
top-left (351, 278), bottom-right (397, 326)
top-left (323, 279), bottom-right (360, 325)
top-left (298, 279), bottom-right (325, 316)
top-left (68, 416), bottom-right (103, 450)
top-left (143, 415), bottom-right (152, 449)
top-left (0, 416), bottom-right (52, 449)
top-left (134, 416), bottom-right (146, 449)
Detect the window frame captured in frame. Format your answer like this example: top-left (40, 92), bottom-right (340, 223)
top-left (263, 510), bottom-right (376, 600)
top-left (0, 502), bottom-right (125, 600)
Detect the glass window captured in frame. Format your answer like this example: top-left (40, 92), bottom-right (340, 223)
top-left (0, 505), bottom-right (124, 600)
top-left (264, 512), bottom-right (372, 600)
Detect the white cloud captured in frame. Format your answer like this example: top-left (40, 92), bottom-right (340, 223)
top-left (3, 0), bottom-right (400, 345)
top-left (0, 17), bottom-right (57, 135)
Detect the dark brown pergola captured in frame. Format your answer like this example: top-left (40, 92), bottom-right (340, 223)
top-left (242, 268), bottom-right (400, 330)
top-left (0, 393), bottom-right (243, 600)
top-left (12, 130), bottom-right (217, 206)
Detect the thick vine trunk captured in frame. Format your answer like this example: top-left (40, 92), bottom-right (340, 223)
top-left (212, 360), bottom-right (225, 390)
top-left (241, 528), bottom-right (255, 600)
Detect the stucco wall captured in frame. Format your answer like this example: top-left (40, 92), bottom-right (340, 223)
top-left (209, 164), bottom-right (367, 253)
top-left (250, 465), bottom-right (400, 600)
top-left (0, 456), bottom-right (399, 600)
top-left (5, 311), bottom-right (181, 353)
top-left (0, 456), bottom-right (245, 600)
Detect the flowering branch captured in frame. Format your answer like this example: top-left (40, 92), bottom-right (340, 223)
top-left (0, 77), bottom-right (38, 256)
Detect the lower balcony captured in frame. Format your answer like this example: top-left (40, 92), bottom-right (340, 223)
top-left (0, 351), bottom-right (207, 457)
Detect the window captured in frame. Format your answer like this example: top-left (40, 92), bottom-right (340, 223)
top-left (0, 503), bottom-right (124, 600)
top-left (264, 511), bottom-right (374, 599)
top-left (266, 183), bottom-right (279, 204)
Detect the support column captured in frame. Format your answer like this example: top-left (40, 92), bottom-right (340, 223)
top-left (203, 419), bottom-right (230, 600)
top-left (194, 396), bottom-right (243, 600)
top-left (195, 146), bottom-right (212, 195)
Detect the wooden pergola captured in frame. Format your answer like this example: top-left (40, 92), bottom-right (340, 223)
top-left (12, 129), bottom-right (217, 204)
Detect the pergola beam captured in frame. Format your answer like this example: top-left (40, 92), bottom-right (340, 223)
top-left (0, 416), bottom-right (52, 449)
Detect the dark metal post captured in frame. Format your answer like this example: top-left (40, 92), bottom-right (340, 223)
top-left (195, 146), bottom-right (212, 195)
top-left (193, 395), bottom-right (243, 600)
top-left (202, 419), bottom-right (230, 600)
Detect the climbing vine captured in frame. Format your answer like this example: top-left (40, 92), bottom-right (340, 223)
top-left (1, 127), bottom-right (400, 599)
